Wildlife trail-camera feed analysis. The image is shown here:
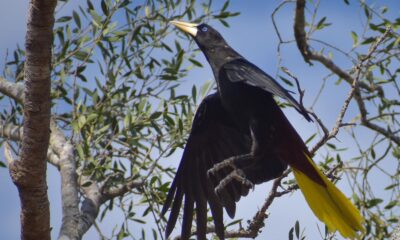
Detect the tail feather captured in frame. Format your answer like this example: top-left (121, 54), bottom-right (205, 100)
top-left (292, 154), bottom-right (365, 239)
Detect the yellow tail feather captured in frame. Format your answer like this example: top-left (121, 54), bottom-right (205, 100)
top-left (292, 154), bottom-right (365, 239)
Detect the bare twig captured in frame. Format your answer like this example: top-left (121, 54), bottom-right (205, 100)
top-left (281, 67), bottom-right (305, 107)
top-left (311, 26), bottom-right (394, 149)
top-left (102, 178), bottom-right (144, 199)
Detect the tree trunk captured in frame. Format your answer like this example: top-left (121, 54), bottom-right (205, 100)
top-left (8, 0), bottom-right (57, 239)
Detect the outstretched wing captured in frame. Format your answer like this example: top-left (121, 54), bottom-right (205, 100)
top-left (161, 93), bottom-right (251, 240)
top-left (222, 59), bottom-right (311, 121)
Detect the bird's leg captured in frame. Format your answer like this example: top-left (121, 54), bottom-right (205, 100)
top-left (209, 121), bottom-right (262, 193)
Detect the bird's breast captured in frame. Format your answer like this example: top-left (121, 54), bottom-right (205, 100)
top-left (217, 80), bottom-right (270, 118)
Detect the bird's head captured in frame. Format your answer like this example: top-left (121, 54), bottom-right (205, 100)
top-left (170, 21), bottom-right (228, 52)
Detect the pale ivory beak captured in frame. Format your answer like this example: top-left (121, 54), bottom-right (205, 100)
top-left (170, 20), bottom-right (198, 37)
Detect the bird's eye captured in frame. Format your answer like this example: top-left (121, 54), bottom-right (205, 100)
top-left (201, 26), bottom-right (208, 32)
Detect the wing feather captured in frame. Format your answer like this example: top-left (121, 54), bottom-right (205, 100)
top-left (181, 195), bottom-right (194, 239)
top-left (162, 93), bottom-right (251, 240)
top-left (223, 59), bottom-right (311, 121)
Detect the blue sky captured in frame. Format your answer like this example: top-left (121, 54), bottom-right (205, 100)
top-left (0, 0), bottom-right (399, 239)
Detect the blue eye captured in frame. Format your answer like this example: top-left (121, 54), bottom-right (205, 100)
top-left (201, 26), bottom-right (208, 32)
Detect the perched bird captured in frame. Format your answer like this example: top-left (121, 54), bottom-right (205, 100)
top-left (161, 21), bottom-right (365, 240)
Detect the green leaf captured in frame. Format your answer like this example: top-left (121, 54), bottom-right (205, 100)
top-left (86, 113), bottom-right (98, 123)
top-left (76, 144), bottom-right (85, 159)
top-left (145, 6), bottom-right (150, 17)
top-left (74, 51), bottom-right (90, 61)
top-left (364, 6), bottom-right (370, 18)
top-left (82, 181), bottom-right (92, 187)
top-left (370, 147), bottom-right (376, 159)
top-left (119, 0), bottom-right (130, 8)
top-left (316, 17), bottom-right (327, 30)
top-left (90, 9), bottom-right (103, 27)
top-left (188, 58), bottom-right (203, 67)
top-left (0, 161), bottom-right (6, 168)
top-left (87, 0), bottom-right (94, 10)
top-left (361, 37), bottom-right (376, 45)
top-left (160, 74), bottom-right (177, 81)
top-left (138, 98), bottom-right (147, 113)
top-left (305, 133), bottom-right (316, 144)
top-left (57, 16), bottom-right (72, 23)
top-left (200, 80), bottom-right (213, 97)
top-left (367, 198), bottom-right (383, 208)
top-left (150, 111), bottom-right (162, 120)
top-left (221, 0), bottom-right (230, 12)
top-left (384, 183), bottom-right (398, 190)
top-left (384, 200), bottom-right (398, 209)
top-left (191, 85), bottom-right (197, 103)
top-left (219, 19), bottom-right (229, 27)
top-left (101, 0), bottom-right (109, 15)
top-left (279, 76), bottom-right (294, 87)
top-left (78, 115), bottom-right (87, 128)
top-left (326, 142), bottom-right (336, 149)
top-left (225, 219), bottom-right (242, 227)
top-left (351, 31), bottom-right (358, 46)
top-left (288, 227), bottom-right (294, 240)
top-left (98, 124), bottom-right (110, 134)
top-left (73, 11), bottom-right (81, 28)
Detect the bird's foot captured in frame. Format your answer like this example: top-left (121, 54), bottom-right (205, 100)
top-left (214, 169), bottom-right (254, 194)
top-left (207, 153), bottom-right (252, 176)
top-left (207, 158), bottom-right (237, 176)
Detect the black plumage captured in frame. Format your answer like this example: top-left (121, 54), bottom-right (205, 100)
top-left (161, 21), bottom-right (364, 240)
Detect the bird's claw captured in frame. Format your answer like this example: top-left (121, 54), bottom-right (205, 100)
top-left (214, 169), bottom-right (254, 195)
top-left (207, 158), bottom-right (236, 177)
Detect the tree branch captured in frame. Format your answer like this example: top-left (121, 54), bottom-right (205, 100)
top-left (0, 121), bottom-right (61, 167)
top-left (102, 178), bottom-right (144, 199)
top-left (0, 77), bottom-right (24, 103)
top-left (0, 122), bottom-right (23, 141)
top-left (49, 119), bottom-right (144, 238)
top-left (293, 0), bottom-right (399, 146)
top-left (294, 0), bottom-right (382, 94)
top-left (50, 119), bottom-right (103, 239)
top-left (77, 177), bottom-right (105, 238)
top-left (50, 121), bottom-right (81, 240)
top-left (4, 141), bottom-right (16, 166)
top-left (354, 89), bottom-right (400, 144)
top-left (77, 176), bottom-right (145, 236)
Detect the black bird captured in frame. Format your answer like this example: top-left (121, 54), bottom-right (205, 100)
top-left (161, 21), bottom-right (365, 240)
